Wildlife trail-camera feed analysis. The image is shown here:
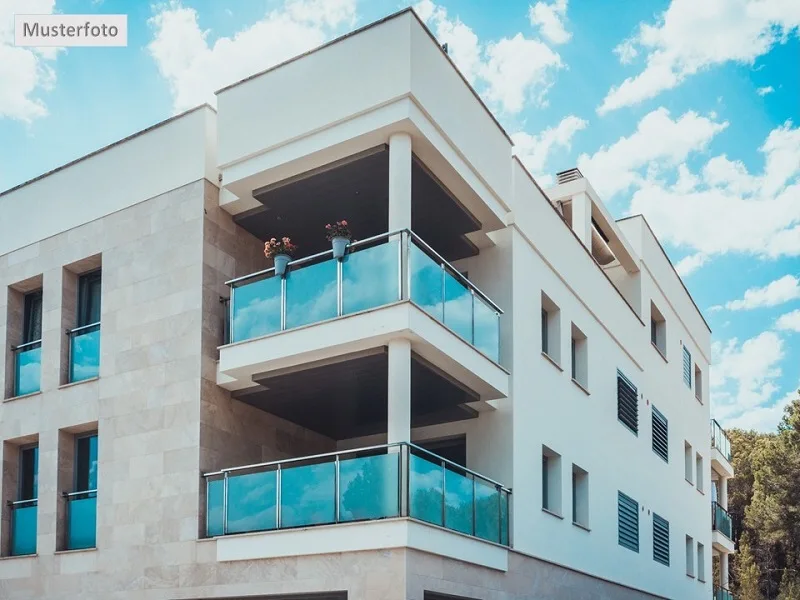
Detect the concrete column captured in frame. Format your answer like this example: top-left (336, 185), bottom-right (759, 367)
top-left (720, 552), bottom-right (729, 588)
top-left (720, 476), bottom-right (728, 510)
top-left (387, 338), bottom-right (412, 444)
top-left (570, 192), bottom-right (592, 249)
top-left (388, 132), bottom-right (412, 232)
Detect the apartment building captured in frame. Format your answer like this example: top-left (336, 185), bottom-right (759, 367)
top-left (0, 9), bottom-right (732, 600)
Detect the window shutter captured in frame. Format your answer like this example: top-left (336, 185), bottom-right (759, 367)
top-left (653, 513), bottom-right (670, 566)
top-left (618, 491), bottom-right (639, 552)
top-left (683, 346), bottom-right (692, 388)
top-left (652, 407), bottom-right (669, 462)
top-left (617, 371), bottom-right (638, 434)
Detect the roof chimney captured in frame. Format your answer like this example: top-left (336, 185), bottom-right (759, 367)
top-left (556, 168), bottom-right (583, 185)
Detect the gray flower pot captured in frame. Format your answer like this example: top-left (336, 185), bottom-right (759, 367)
top-left (331, 236), bottom-right (350, 259)
top-left (274, 253), bottom-right (291, 277)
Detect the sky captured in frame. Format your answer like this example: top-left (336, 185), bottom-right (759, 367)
top-left (1, 0), bottom-right (798, 432)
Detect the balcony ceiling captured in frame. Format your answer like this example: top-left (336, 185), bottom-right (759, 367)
top-left (233, 349), bottom-right (478, 440)
top-left (234, 147), bottom-right (481, 262)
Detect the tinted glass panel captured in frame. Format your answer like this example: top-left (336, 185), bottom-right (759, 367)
top-left (338, 453), bottom-right (399, 522)
top-left (23, 291), bottom-right (42, 343)
top-left (76, 435), bottom-right (98, 491)
top-left (20, 446), bottom-right (38, 500)
top-left (78, 271), bottom-right (101, 327)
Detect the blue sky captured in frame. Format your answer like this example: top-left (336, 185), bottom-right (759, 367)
top-left (1, 0), bottom-right (798, 431)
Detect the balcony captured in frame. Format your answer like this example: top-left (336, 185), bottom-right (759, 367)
top-left (714, 585), bottom-right (734, 600)
top-left (8, 499), bottom-right (37, 556)
top-left (205, 442), bottom-right (510, 546)
top-left (64, 490), bottom-right (97, 550)
top-left (712, 502), bottom-right (732, 539)
top-left (11, 340), bottom-right (41, 397)
top-left (711, 419), bottom-right (734, 478)
top-left (228, 230), bottom-right (500, 361)
top-left (67, 323), bottom-right (100, 383)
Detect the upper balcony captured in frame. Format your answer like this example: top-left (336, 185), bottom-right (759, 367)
top-left (711, 419), bottom-right (734, 478)
top-left (712, 501), bottom-right (735, 554)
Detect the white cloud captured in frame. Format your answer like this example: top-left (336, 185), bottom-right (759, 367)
top-left (674, 252), bottom-right (709, 277)
top-left (715, 275), bottom-right (800, 311)
top-left (757, 85), bottom-right (775, 96)
top-left (711, 331), bottom-right (788, 432)
top-left (598, 0), bottom-right (800, 113)
top-left (0, 0), bottom-right (60, 122)
top-left (148, 0), bottom-right (356, 113)
top-left (512, 115), bottom-right (587, 183)
top-left (627, 120), bottom-right (800, 261)
top-left (776, 308), bottom-right (800, 332)
top-left (613, 39), bottom-right (638, 64)
top-left (415, 1), bottom-right (563, 114)
top-left (723, 389), bottom-right (796, 432)
top-left (529, 0), bottom-right (571, 45)
top-left (577, 107), bottom-right (727, 198)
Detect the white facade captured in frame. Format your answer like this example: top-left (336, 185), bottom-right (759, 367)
top-left (0, 8), bottom-right (731, 600)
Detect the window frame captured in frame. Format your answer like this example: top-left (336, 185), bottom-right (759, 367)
top-left (18, 444), bottom-right (39, 501)
top-left (74, 433), bottom-right (99, 492)
top-left (22, 290), bottom-right (43, 344)
top-left (77, 269), bottom-right (102, 328)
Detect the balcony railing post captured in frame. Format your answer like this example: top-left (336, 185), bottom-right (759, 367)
top-left (441, 460), bottom-right (447, 528)
top-left (276, 464), bottom-right (282, 529)
top-left (229, 285), bottom-right (236, 343)
top-left (336, 259), bottom-right (344, 316)
top-left (334, 454), bottom-right (340, 523)
top-left (280, 277), bottom-right (287, 331)
top-left (222, 471), bottom-right (229, 535)
top-left (399, 444), bottom-right (409, 517)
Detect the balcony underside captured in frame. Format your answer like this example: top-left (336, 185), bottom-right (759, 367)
top-left (713, 530), bottom-right (735, 554)
top-left (234, 146), bottom-right (482, 263)
top-left (712, 448), bottom-right (734, 478)
top-left (233, 348), bottom-right (479, 439)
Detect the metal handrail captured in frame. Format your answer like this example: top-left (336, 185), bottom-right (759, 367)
top-left (63, 489), bottom-right (97, 498)
top-left (224, 228), bottom-right (503, 314)
top-left (8, 498), bottom-right (37, 507)
top-left (203, 441), bottom-right (511, 493)
top-left (66, 322), bottom-right (101, 336)
top-left (11, 339), bottom-right (42, 352)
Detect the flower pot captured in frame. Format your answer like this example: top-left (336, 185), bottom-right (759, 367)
top-left (273, 253), bottom-right (291, 277)
top-left (331, 236), bottom-right (350, 259)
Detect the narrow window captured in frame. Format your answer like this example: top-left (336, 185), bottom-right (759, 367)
top-left (650, 302), bottom-right (666, 356)
top-left (571, 324), bottom-right (588, 389)
top-left (697, 542), bottom-right (705, 582)
top-left (22, 291), bottom-right (43, 344)
top-left (696, 453), bottom-right (704, 493)
top-left (19, 446), bottom-right (38, 501)
top-left (572, 464), bottom-right (589, 528)
top-left (684, 442), bottom-right (693, 484)
top-left (618, 491), bottom-right (639, 552)
top-left (653, 513), bottom-right (670, 566)
top-left (542, 446), bottom-right (562, 515)
top-left (652, 407), bottom-right (669, 462)
top-left (541, 309), bottom-right (549, 355)
top-left (694, 365), bottom-right (703, 402)
top-left (541, 292), bottom-right (561, 364)
top-left (682, 345), bottom-right (692, 388)
top-left (14, 290), bottom-right (43, 397)
top-left (617, 371), bottom-right (638, 434)
top-left (77, 270), bottom-right (102, 327)
top-left (75, 434), bottom-right (98, 491)
top-left (686, 535), bottom-right (695, 577)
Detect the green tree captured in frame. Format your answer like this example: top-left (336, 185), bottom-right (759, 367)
top-left (777, 567), bottom-right (800, 600)
top-left (737, 533), bottom-right (765, 600)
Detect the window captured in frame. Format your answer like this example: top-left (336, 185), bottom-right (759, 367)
top-left (652, 407), bottom-right (669, 463)
top-left (653, 513), bottom-right (670, 566)
top-left (541, 292), bottom-right (561, 364)
top-left (19, 445), bottom-right (38, 501)
top-left (22, 291), bottom-right (42, 344)
top-left (694, 365), bottom-right (703, 402)
top-left (618, 491), bottom-right (639, 552)
top-left (682, 345), bottom-right (692, 388)
top-left (571, 324), bottom-right (588, 390)
top-left (697, 542), bottom-right (706, 582)
top-left (572, 464), bottom-right (589, 528)
top-left (686, 535), bottom-right (695, 577)
top-left (650, 302), bottom-right (666, 356)
top-left (696, 453), bottom-right (704, 493)
top-left (542, 446), bottom-right (562, 515)
top-left (617, 371), bottom-right (638, 434)
top-left (77, 270), bottom-right (101, 327)
top-left (684, 442), bottom-right (693, 484)
top-left (75, 434), bottom-right (98, 491)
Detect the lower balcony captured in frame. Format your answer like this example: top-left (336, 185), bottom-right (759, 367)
top-left (12, 341), bottom-right (41, 397)
top-left (67, 323), bottom-right (100, 383)
top-left (9, 499), bottom-right (37, 556)
top-left (712, 501), bottom-right (735, 554)
top-left (64, 490), bottom-right (97, 550)
top-left (205, 442), bottom-right (510, 548)
top-left (714, 585), bottom-right (734, 600)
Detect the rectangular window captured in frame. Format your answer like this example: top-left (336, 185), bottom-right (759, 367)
top-left (684, 442), bottom-right (693, 484)
top-left (618, 491), bottom-right (639, 552)
top-left (697, 542), bottom-right (705, 582)
top-left (696, 453), bottom-right (704, 493)
top-left (22, 291), bottom-right (43, 344)
top-left (682, 345), bottom-right (692, 388)
top-left (19, 446), bottom-right (38, 501)
top-left (77, 270), bottom-right (102, 327)
top-left (542, 446), bottom-right (562, 515)
top-left (571, 324), bottom-right (588, 389)
top-left (653, 513), bottom-right (670, 566)
top-left (541, 292), bottom-right (561, 364)
top-left (650, 302), bottom-right (666, 356)
top-left (686, 535), bottom-right (695, 577)
top-left (617, 370), bottom-right (638, 434)
top-left (572, 464), bottom-right (589, 528)
top-left (75, 434), bottom-right (98, 491)
top-left (694, 365), bottom-right (703, 402)
top-left (652, 407), bottom-right (669, 463)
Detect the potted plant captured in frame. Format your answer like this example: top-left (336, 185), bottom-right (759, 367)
top-left (326, 220), bottom-right (351, 259)
top-left (264, 236), bottom-right (297, 277)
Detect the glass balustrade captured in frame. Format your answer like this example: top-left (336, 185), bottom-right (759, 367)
top-left (712, 501), bottom-right (733, 539)
top-left (227, 231), bottom-right (501, 361)
top-left (13, 342), bottom-right (41, 397)
top-left (205, 443), bottom-right (510, 546)
top-left (714, 586), bottom-right (734, 600)
top-left (711, 419), bottom-right (732, 462)
top-left (10, 500), bottom-right (37, 556)
top-left (68, 324), bottom-right (100, 383)
top-left (65, 490), bottom-right (97, 550)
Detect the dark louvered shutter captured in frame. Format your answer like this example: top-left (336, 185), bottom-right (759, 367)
top-left (618, 491), bottom-right (639, 552)
top-left (653, 513), bottom-right (670, 566)
top-left (617, 371), bottom-right (638, 434)
top-left (652, 407), bottom-right (669, 462)
top-left (683, 346), bottom-right (692, 388)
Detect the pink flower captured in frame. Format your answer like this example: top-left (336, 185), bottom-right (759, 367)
top-left (326, 224), bottom-right (331, 228)
top-left (270, 238), bottom-right (276, 243)
top-left (341, 220), bottom-right (348, 226)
